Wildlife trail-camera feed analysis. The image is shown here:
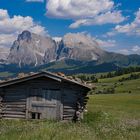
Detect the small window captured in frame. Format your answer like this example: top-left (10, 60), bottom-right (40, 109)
top-left (31, 112), bottom-right (41, 119)
top-left (32, 113), bottom-right (36, 119)
top-left (37, 113), bottom-right (41, 119)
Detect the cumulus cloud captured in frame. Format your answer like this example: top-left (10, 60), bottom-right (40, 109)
top-left (26, 0), bottom-right (44, 2)
top-left (70, 11), bottom-right (125, 28)
top-left (131, 45), bottom-right (140, 54)
top-left (46, 0), bottom-right (125, 28)
top-left (0, 9), bottom-right (47, 49)
top-left (0, 34), bottom-right (16, 47)
top-left (107, 8), bottom-right (140, 36)
top-left (0, 9), bottom-right (9, 20)
top-left (117, 49), bottom-right (131, 55)
top-left (95, 39), bottom-right (116, 48)
top-left (118, 45), bottom-right (140, 55)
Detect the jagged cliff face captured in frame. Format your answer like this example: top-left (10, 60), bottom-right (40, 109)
top-left (1, 30), bottom-right (140, 70)
top-left (7, 31), bottom-right (105, 67)
top-left (58, 33), bottom-right (105, 61)
top-left (7, 31), bottom-right (57, 67)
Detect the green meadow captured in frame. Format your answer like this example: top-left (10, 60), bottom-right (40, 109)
top-left (95, 72), bottom-right (140, 94)
top-left (0, 73), bottom-right (140, 140)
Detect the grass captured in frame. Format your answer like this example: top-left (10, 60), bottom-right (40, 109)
top-left (0, 72), bottom-right (140, 140)
top-left (94, 72), bottom-right (140, 94)
top-left (0, 72), bottom-right (13, 78)
top-left (0, 93), bottom-right (140, 140)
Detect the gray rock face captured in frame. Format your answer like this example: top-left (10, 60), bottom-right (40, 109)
top-left (58, 33), bottom-right (105, 61)
top-left (7, 31), bottom-right (107, 67)
top-left (2, 30), bottom-right (140, 69)
top-left (7, 31), bottom-right (57, 67)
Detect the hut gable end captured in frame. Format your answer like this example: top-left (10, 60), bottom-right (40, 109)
top-left (0, 71), bottom-right (90, 121)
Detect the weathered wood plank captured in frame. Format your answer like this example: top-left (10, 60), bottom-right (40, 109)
top-left (2, 100), bottom-right (26, 104)
top-left (2, 108), bottom-right (26, 112)
top-left (2, 104), bottom-right (26, 108)
top-left (2, 114), bottom-right (25, 119)
top-left (2, 101), bottom-right (26, 104)
top-left (2, 111), bottom-right (25, 115)
top-left (63, 110), bottom-right (75, 113)
top-left (63, 106), bottom-right (76, 109)
top-left (3, 95), bottom-right (26, 98)
top-left (2, 96), bottom-right (26, 102)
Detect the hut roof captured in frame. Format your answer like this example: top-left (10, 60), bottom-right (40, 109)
top-left (0, 71), bottom-right (90, 90)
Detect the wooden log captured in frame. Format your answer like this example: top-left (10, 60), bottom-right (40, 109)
top-left (2, 106), bottom-right (26, 111)
top-left (3, 96), bottom-right (26, 100)
top-left (2, 101), bottom-right (26, 104)
top-left (2, 114), bottom-right (25, 119)
top-left (63, 114), bottom-right (74, 118)
top-left (63, 112), bottom-right (75, 115)
top-left (63, 109), bottom-right (75, 112)
top-left (2, 99), bottom-right (26, 102)
top-left (2, 104), bottom-right (26, 108)
top-left (2, 111), bottom-right (25, 115)
top-left (32, 103), bottom-right (56, 108)
top-left (63, 105), bottom-right (76, 109)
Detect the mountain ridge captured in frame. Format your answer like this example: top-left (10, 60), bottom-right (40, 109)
top-left (0, 30), bottom-right (140, 74)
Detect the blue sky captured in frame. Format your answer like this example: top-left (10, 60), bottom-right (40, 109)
top-left (0, 0), bottom-right (140, 55)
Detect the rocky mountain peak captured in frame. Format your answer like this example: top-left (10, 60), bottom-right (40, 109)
top-left (58, 33), bottom-right (105, 61)
top-left (63, 33), bottom-right (99, 49)
top-left (17, 30), bottom-right (32, 42)
top-left (7, 30), bottom-right (57, 67)
top-left (1, 30), bottom-right (140, 70)
top-left (7, 31), bottom-right (106, 67)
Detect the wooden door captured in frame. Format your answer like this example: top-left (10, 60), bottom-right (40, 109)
top-left (28, 88), bottom-right (61, 120)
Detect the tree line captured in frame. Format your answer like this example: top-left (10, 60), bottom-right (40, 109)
top-left (100, 66), bottom-right (140, 79)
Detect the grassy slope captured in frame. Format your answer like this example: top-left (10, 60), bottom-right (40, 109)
top-left (0, 72), bottom-right (13, 79)
top-left (0, 73), bottom-right (140, 140)
top-left (96, 72), bottom-right (140, 94)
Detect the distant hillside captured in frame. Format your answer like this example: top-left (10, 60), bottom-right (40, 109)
top-left (42, 60), bottom-right (120, 74)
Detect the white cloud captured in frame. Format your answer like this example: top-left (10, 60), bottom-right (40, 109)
top-left (107, 8), bottom-right (140, 36)
top-left (95, 38), bottom-right (116, 48)
top-left (46, 0), bottom-right (125, 28)
top-left (26, 0), bottom-right (44, 2)
top-left (70, 11), bottom-right (125, 28)
top-left (0, 9), bottom-right (47, 49)
top-left (117, 45), bottom-right (140, 55)
top-left (131, 45), bottom-right (140, 54)
top-left (0, 15), bottom-right (46, 35)
top-left (117, 49), bottom-right (131, 55)
top-left (0, 9), bottom-right (9, 20)
top-left (47, 0), bottom-right (114, 19)
top-left (0, 34), bottom-right (15, 47)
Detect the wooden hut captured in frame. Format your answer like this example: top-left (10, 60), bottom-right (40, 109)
top-left (0, 71), bottom-right (90, 121)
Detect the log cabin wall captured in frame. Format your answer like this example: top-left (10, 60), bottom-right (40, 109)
top-left (0, 86), bottom-right (27, 119)
top-left (0, 89), bottom-right (2, 119)
top-left (0, 77), bottom-right (62, 120)
top-left (0, 75), bottom-right (89, 121)
top-left (61, 81), bottom-right (88, 121)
